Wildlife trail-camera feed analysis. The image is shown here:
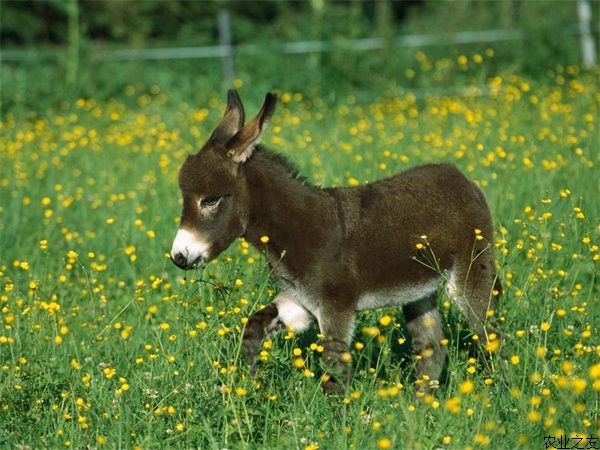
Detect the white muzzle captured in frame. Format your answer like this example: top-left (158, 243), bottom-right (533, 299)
top-left (170, 228), bottom-right (210, 269)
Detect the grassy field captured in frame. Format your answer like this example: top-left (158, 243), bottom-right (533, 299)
top-left (0, 56), bottom-right (599, 449)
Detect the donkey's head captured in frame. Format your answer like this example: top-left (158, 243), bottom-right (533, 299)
top-left (170, 90), bottom-right (277, 270)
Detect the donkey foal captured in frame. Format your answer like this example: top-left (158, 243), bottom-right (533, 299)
top-left (171, 90), bottom-right (502, 394)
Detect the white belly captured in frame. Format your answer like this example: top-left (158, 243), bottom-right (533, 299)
top-left (357, 279), bottom-right (440, 310)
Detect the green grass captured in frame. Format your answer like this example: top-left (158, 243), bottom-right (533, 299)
top-left (0, 60), bottom-right (598, 449)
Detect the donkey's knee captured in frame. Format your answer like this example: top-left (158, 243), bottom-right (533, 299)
top-left (243, 293), bottom-right (313, 368)
top-left (403, 295), bottom-right (447, 391)
top-left (317, 306), bottom-right (356, 395)
top-left (321, 338), bottom-right (352, 394)
top-left (242, 302), bottom-right (280, 367)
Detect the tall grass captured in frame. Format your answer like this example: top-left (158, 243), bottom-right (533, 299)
top-left (0, 55), bottom-right (598, 448)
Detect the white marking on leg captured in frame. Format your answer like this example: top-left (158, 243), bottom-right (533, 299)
top-left (170, 228), bottom-right (210, 265)
top-left (274, 293), bottom-right (313, 332)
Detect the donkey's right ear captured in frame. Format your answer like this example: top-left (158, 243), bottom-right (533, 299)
top-left (207, 89), bottom-right (245, 144)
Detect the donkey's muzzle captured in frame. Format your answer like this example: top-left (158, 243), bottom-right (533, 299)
top-left (171, 252), bottom-right (190, 270)
top-left (170, 252), bottom-right (204, 270)
top-left (170, 228), bottom-right (209, 270)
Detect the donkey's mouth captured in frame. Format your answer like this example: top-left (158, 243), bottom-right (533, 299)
top-left (170, 253), bottom-right (205, 271)
top-left (189, 255), bottom-right (206, 269)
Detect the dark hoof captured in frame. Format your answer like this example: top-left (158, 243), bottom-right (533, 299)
top-left (322, 379), bottom-right (346, 396)
top-left (244, 358), bottom-right (260, 376)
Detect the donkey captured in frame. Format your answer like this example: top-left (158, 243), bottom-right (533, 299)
top-left (170, 90), bottom-right (502, 394)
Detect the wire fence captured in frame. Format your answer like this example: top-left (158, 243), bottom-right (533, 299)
top-left (0, 4), bottom-right (596, 87)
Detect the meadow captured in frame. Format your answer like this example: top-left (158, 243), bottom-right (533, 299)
top-left (0, 53), bottom-right (599, 449)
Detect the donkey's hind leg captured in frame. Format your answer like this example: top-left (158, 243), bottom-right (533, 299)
top-left (403, 293), bottom-right (447, 393)
top-left (242, 292), bottom-right (313, 370)
top-left (446, 247), bottom-right (501, 352)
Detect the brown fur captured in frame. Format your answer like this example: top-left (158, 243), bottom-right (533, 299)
top-left (171, 91), bottom-right (502, 394)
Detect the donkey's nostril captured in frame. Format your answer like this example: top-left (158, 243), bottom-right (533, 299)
top-left (172, 252), bottom-right (188, 269)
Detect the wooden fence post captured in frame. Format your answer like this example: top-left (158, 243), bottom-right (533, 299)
top-left (66, 0), bottom-right (80, 87)
top-left (218, 9), bottom-right (235, 86)
top-left (577, 0), bottom-right (597, 67)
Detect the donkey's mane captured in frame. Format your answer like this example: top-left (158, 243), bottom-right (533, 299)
top-left (253, 145), bottom-right (309, 184)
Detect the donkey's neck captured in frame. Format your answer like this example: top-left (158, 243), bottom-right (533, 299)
top-left (241, 148), bottom-right (338, 281)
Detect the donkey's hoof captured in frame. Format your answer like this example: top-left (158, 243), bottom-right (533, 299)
top-left (245, 361), bottom-right (260, 376)
top-left (322, 379), bottom-right (346, 396)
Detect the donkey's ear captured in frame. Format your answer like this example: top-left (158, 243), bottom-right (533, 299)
top-left (226, 93), bottom-right (277, 164)
top-left (207, 89), bottom-right (245, 144)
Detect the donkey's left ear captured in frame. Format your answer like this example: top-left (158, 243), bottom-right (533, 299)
top-left (226, 93), bottom-right (277, 164)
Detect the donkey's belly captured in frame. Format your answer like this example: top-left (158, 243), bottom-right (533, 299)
top-left (356, 278), bottom-right (440, 311)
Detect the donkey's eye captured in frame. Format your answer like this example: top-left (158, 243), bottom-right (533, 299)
top-left (200, 196), bottom-right (221, 208)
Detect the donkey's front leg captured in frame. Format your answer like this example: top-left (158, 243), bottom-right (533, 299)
top-left (317, 304), bottom-right (356, 395)
top-left (242, 303), bottom-right (280, 370)
top-left (242, 292), bottom-right (313, 371)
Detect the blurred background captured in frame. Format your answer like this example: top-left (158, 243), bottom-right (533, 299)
top-left (1, 0), bottom-right (598, 111)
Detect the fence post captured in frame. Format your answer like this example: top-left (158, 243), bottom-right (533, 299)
top-left (218, 9), bottom-right (235, 86)
top-left (577, 0), bottom-right (596, 67)
top-left (66, 0), bottom-right (80, 87)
